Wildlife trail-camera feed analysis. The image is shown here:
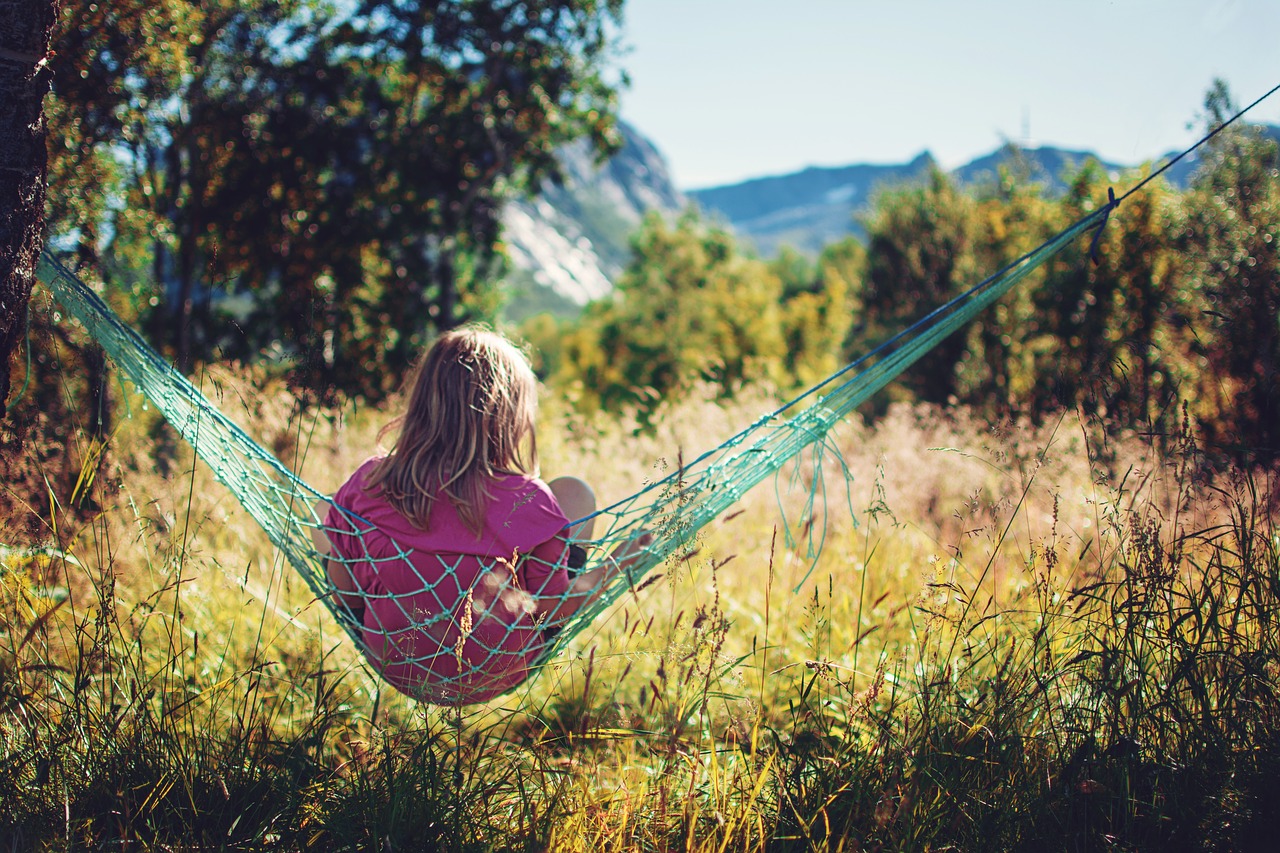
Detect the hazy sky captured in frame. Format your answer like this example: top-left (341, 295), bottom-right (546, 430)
top-left (617, 0), bottom-right (1280, 189)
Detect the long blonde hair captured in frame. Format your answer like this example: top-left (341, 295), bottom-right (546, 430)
top-left (365, 326), bottom-right (539, 534)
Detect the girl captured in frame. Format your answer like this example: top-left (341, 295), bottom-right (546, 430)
top-left (312, 326), bottom-right (645, 705)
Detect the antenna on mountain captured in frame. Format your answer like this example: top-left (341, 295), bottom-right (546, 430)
top-left (1022, 106), bottom-right (1031, 148)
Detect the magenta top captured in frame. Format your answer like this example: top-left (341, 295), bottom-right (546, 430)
top-left (324, 457), bottom-right (573, 704)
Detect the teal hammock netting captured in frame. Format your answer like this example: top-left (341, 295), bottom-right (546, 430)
top-left (36, 200), bottom-right (1114, 706)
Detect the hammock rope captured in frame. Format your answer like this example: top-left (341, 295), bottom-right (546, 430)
top-left (35, 199), bottom-right (1114, 705)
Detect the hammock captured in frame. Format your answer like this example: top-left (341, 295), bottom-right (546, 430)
top-left (35, 200), bottom-right (1114, 705)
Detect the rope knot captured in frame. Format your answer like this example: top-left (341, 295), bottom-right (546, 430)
top-left (1088, 186), bottom-right (1119, 266)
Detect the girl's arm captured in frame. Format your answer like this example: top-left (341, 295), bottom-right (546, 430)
top-left (311, 499), bottom-right (366, 617)
top-left (535, 532), bottom-right (653, 625)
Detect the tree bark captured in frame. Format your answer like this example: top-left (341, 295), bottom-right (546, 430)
top-left (0, 0), bottom-right (57, 415)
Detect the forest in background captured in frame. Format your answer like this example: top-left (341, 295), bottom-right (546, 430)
top-left (26, 0), bottom-right (622, 398)
top-left (5, 1), bottom-right (1279, 532)
top-left (542, 106), bottom-right (1279, 459)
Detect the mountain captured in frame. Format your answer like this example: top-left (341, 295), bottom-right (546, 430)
top-left (1153, 123), bottom-right (1280, 187)
top-left (686, 154), bottom-right (936, 256)
top-left (500, 121), bottom-right (685, 319)
top-left (689, 124), bottom-right (1280, 258)
top-left (690, 145), bottom-right (1130, 257)
top-left (503, 122), bottom-right (1280, 314)
top-left (951, 145), bottom-right (1127, 191)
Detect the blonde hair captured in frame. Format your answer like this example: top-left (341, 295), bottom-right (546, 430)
top-left (365, 325), bottom-right (539, 534)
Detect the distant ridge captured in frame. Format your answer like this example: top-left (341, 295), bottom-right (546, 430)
top-left (689, 124), bottom-right (1280, 257)
top-left (952, 145), bottom-right (1126, 191)
top-left (690, 145), bottom-right (1132, 257)
top-left (687, 153), bottom-right (935, 255)
top-left (1152, 123), bottom-right (1280, 187)
top-left (502, 122), bottom-right (1280, 314)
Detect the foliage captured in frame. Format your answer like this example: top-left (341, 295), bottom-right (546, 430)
top-left (46, 0), bottom-right (624, 399)
top-left (952, 169), bottom-right (1057, 411)
top-left (0, 290), bottom-right (112, 544)
top-left (774, 240), bottom-right (863, 389)
top-left (556, 211), bottom-right (787, 424)
top-left (41, 50), bottom-right (1280, 460)
top-left (771, 429), bottom-right (1280, 852)
top-left (1180, 87), bottom-right (1280, 460)
top-left (1030, 164), bottom-right (1192, 430)
top-left (551, 213), bottom-right (868, 429)
top-left (859, 165), bottom-right (979, 406)
top-left (546, 96), bottom-right (1279, 462)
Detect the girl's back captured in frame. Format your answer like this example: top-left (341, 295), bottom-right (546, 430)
top-left (326, 458), bottom-right (575, 704)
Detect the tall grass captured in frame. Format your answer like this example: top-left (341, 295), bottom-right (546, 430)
top-left (2, 369), bottom-right (1278, 850)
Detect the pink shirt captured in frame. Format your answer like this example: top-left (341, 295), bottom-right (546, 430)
top-left (325, 458), bottom-right (573, 704)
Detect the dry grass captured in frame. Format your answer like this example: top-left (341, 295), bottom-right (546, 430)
top-left (3, 366), bottom-right (1278, 850)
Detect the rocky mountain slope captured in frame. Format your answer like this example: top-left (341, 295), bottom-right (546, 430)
top-left (501, 121), bottom-right (685, 319)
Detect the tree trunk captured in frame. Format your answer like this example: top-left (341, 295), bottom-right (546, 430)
top-left (0, 0), bottom-right (57, 415)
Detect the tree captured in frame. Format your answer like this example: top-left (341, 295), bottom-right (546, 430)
top-left (558, 211), bottom-right (785, 423)
top-left (1181, 82), bottom-right (1280, 459)
top-left (0, 0), bottom-right (58, 414)
top-left (37, 0), bottom-right (224, 439)
top-left (197, 0), bottom-right (622, 395)
top-left (42, 0), bottom-right (623, 400)
top-left (859, 166), bottom-right (978, 406)
top-left (775, 239), bottom-right (862, 389)
top-left (1047, 164), bottom-right (1193, 430)
top-left (951, 170), bottom-right (1057, 414)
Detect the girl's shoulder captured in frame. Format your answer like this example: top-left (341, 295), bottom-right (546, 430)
top-left (334, 456), bottom-right (386, 502)
top-left (486, 474), bottom-right (568, 544)
top-left (491, 472), bottom-right (552, 495)
top-left (488, 473), bottom-right (561, 516)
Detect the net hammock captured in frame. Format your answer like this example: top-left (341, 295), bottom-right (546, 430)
top-left (35, 200), bottom-right (1114, 706)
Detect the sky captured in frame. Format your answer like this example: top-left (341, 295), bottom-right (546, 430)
top-left (616, 0), bottom-right (1280, 190)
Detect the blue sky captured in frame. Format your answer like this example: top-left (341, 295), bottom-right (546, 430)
top-left (617, 0), bottom-right (1280, 190)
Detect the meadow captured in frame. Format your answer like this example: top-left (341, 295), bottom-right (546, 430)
top-left (7, 6), bottom-right (1276, 848)
top-left (3, 364), bottom-right (1278, 851)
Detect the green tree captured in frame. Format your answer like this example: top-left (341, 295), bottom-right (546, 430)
top-left (193, 0), bottom-right (623, 396)
top-left (45, 0), bottom-right (624, 399)
top-left (558, 211), bottom-right (785, 422)
top-left (1058, 166), bottom-right (1191, 430)
top-left (45, 0), bottom-right (200, 260)
top-left (859, 166), bottom-right (978, 406)
top-left (952, 170), bottom-right (1057, 414)
top-left (943, 159), bottom-right (1193, 436)
top-left (1181, 82), bottom-right (1280, 458)
top-left (775, 239), bottom-right (862, 389)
